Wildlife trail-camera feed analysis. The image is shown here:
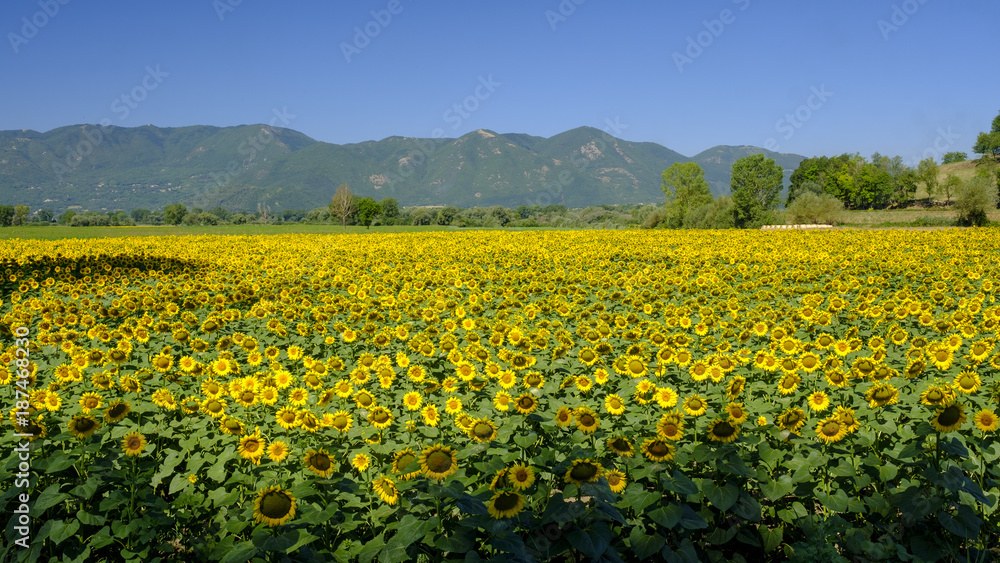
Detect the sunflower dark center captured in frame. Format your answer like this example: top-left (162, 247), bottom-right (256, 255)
top-left (76, 419), bottom-right (96, 432)
top-left (426, 451), bottom-right (452, 473)
top-left (473, 423), bottom-right (494, 438)
top-left (312, 454), bottom-right (331, 471)
top-left (939, 406), bottom-right (961, 426)
top-left (821, 421), bottom-right (841, 437)
top-left (569, 462), bottom-right (599, 481)
top-left (649, 442), bottom-right (669, 456)
top-left (494, 492), bottom-right (520, 511)
top-left (109, 404), bottom-right (129, 417)
top-left (713, 421), bottom-right (736, 437)
top-left (260, 491), bottom-right (292, 519)
top-left (579, 414), bottom-right (596, 427)
top-left (958, 376), bottom-right (976, 389)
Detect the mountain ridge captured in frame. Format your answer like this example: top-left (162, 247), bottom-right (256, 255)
top-left (0, 124), bottom-right (806, 212)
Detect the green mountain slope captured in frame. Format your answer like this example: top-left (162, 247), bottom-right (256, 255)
top-left (0, 125), bottom-right (806, 212)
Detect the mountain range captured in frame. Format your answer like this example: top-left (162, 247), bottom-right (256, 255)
top-left (0, 124), bottom-right (806, 213)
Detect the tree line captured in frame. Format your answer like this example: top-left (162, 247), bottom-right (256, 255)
top-left (651, 111), bottom-right (1000, 229)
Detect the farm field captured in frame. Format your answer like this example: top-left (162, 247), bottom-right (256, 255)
top-left (1, 229), bottom-right (999, 562)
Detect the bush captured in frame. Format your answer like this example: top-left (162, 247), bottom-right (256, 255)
top-left (642, 206), bottom-right (669, 229)
top-left (953, 176), bottom-right (997, 226)
top-left (684, 196), bottom-right (736, 229)
top-left (786, 192), bottom-right (844, 225)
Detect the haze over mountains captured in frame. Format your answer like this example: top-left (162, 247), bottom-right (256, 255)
top-left (0, 125), bottom-right (805, 213)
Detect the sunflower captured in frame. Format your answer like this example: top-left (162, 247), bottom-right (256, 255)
top-left (806, 391), bottom-right (830, 412)
top-left (367, 406), bottom-right (394, 430)
top-left (929, 347), bottom-right (953, 371)
top-left (219, 416), bottom-right (245, 435)
top-left (641, 438), bottom-right (676, 462)
top-left (593, 368), bottom-right (610, 385)
top-left (725, 375), bottom-right (746, 399)
top-left (275, 407), bottom-right (300, 429)
top-left (564, 459), bottom-right (603, 484)
top-left (354, 390), bottom-right (376, 409)
top-left (604, 394), bottom-right (626, 416)
top-left (707, 418), bottom-right (740, 443)
top-left (776, 408), bottom-right (807, 434)
top-left (654, 386), bottom-right (679, 409)
top-left (267, 441), bottom-right (291, 463)
top-left (151, 352), bottom-right (173, 372)
top-left (393, 449), bottom-right (421, 480)
top-left (606, 436), bottom-right (634, 457)
top-left (373, 475), bottom-right (399, 505)
top-left (953, 371), bottom-right (981, 394)
top-left (67, 415), bottom-right (100, 439)
top-left (444, 396), bottom-right (463, 415)
top-left (253, 485), bottom-right (296, 526)
top-left (104, 399), bottom-right (132, 423)
top-left (352, 453), bottom-right (371, 472)
top-left (303, 448), bottom-right (336, 478)
top-left (815, 416), bottom-right (847, 444)
top-left (575, 408), bottom-right (600, 434)
top-left (487, 491), bottom-right (525, 519)
top-left (578, 347), bottom-right (600, 366)
top-left (403, 391), bottom-right (423, 411)
top-left (515, 394), bottom-right (538, 415)
top-left (777, 373), bottom-right (801, 395)
top-left (605, 469), bottom-right (627, 493)
top-left (656, 413), bottom-right (684, 441)
top-left (238, 430), bottom-right (266, 464)
top-left (724, 402), bottom-right (749, 424)
top-left (931, 403), bottom-right (966, 433)
top-left (575, 375), bottom-right (594, 392)
top-left (865, 382), bottom-right (899, 408)
top-left (682, 395), bottom-right (707, 417)
top-left (421, 404), bottom-right (440, 427)
top-left (493, 391), bottom-right (512, 412)
top-left (468, 418), bottom-right (499, 442)
top-left (974, 409), bottom-right (998, 432)
top-left (420, 444), bottom-right (458, 481)
top-left (121, 431), bottom-right (147, 456)
top-left (834, 406), bottom-right (860, 434)
top-left (79, 392), bottom-right (103, 413)
top-left (509, 464), bottom-right (535, 490)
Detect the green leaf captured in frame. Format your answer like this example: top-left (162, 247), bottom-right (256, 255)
top-left (619, 483), bottom-right (658, 514)
top-left (879, 463), bottom-right (898, 482)
top-left (702, 481), bottom-right (739, 512)
top-left (44, 451), bottom-right (76, 474)
top-left (76, 509), bottom-right (106, 526)
top-left (629, 527), bottom-right (665, 560)
top-left (734, 492), bottom-right (762, 522)
top-left (758, 525), bottom-right (783, 552)
top-left (661, 471), bottom-right (699, 495)
top-left (678, 504), bottom-right (708, 530)
top-left (151, 449), bottom-right (184, 488)
top-left (219, 541), bottom-right (258, 563)
top-left (49, 519), bottom-right (81, 545)
top-left (937, 505), bottom-right (982, 539)
top-left (815, 488), bottom-right (849, 513)
top-left (648, 504), bottom-right (682, 529)
top-left (34, 483), bottom-right (67, 513)
top-left (759, 474), bottom-right (794, 501)
top-left (513, 432), bottom-right (537, 448)
top-left (380, 515), bottom-right (438, 563)
top-left (88, 526), bottom-right (114, 549)
top-left (566, 522), bottom-right (611, 559)
top-left (168, 472), bottom-right (190, 495)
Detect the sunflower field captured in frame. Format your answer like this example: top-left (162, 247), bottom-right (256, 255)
top-left (1, 230), bottom-right (999, 562)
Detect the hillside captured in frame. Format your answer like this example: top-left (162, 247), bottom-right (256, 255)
top-left (0, 125), bottom-right (806, 212)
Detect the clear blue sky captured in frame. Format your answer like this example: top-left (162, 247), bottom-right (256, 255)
top-left (2, 0), bottom-right (997, 164)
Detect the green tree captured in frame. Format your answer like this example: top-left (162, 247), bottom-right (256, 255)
top-left (379, 198), bottom-right (399, 221)
top-left (130, 208), bottom-right (152, 224)
top-left (730, 154), bottom-right (784, 228)
top-left (660, 162), bottom-right (714, 228)
top-left (941, 174), bottom-right (962, 204)
top-left (954, 176), bottom-right (997, 226)
top-left (355, 197), bottom-right (381, 229)
top-left (973, 110), bottom-right (1000, 161)
top-left (916, 157), bottom-right (940, 199)
top-left (329, 183), bottom-right (355, 231)
top-left (942, 152), bottom-right (967, 164)
top-left (163, 203), bottom-right (188, 225)
top-left (0, 205), bottom-right (13, 227)
top-left (58, 210), bottom-right (76, 225)
top-left (13, 205), bottom-right (30, 226)
top-left (36, 209), bottom-right (54, 223)
top-left (435, 206), bottom-right (459, 226)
